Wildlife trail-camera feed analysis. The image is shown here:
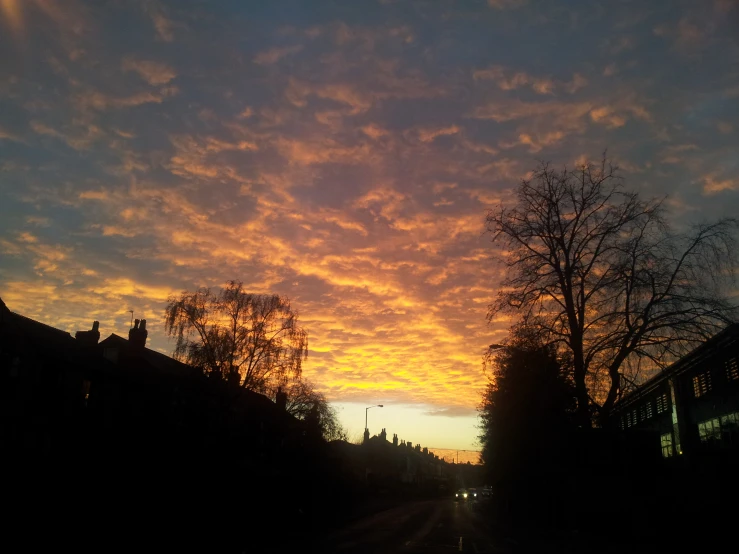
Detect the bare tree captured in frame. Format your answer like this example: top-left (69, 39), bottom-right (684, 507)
top-left (486, 155), bottom-right (738, 426)
top-left (164, 281), bottom-right (308, 392)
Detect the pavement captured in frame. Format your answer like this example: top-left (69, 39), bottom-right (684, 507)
top-left (315, 497), bottom-right (670, 554)
top-left (319, 497), bottom-right (514, 554)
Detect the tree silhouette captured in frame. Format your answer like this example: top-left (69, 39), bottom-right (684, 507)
top-left (164, 280), bottom-right (308, 392)
top-left (479, 323), bottom-right (577, 526)
top-left (479, 323), bottom-right (576, 478)
top-left (486, 155), bottom-right (738, 425)
top-left (278, 378), bottom-right (348, 441)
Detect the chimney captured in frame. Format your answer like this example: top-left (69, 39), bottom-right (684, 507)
top-left (275, 387), bottom-right (287, 411)
top-left (128, 318), bottom-right (148, 351)
top-left (380, 428), bottom-right (387, 441)
top-left (392, 433), bottom-right (398, 447)
top-left (75, 321), bottom-right (100, 347)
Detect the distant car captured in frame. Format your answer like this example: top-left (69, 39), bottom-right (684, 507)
top-left (454, 488), bottom-right (469, 501)
top-left (480, 486), bottom-right (493, 498)
top-left (467, 487), bottom-right (478, 499)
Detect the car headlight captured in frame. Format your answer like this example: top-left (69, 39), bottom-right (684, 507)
top-left (455, 493), bottom-right (458, 497)
top-left (463, 493), bottom-right (468, 498)
top-left (474, 493), bottom-right (477, 497)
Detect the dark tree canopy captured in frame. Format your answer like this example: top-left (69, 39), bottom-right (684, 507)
top-left (479, 324), bottom-right (576, 483)
top-left (277, 379), bottom-right (348, 442)
top-left (486, 155), bottom-right (738, 425)
top-left (164, 280), bottom-right (308, 393)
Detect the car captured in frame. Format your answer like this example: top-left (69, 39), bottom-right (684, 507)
top-left (454, 488), bottom-right (469, 501)
top-left (467, 487), bottom-right (479, 500)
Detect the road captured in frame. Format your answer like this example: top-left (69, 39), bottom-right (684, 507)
top-left (319, 498), bottom-right (512, 554)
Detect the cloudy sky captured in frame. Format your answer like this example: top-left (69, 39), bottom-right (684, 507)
top-left (1, 0), bottom-right (738, 453)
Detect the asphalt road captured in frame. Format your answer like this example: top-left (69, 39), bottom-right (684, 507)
top-left (320, 498), bottom-right (512, 554)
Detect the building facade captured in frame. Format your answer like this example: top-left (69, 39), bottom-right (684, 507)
top-left (613, 323), bottom-right (739, 460)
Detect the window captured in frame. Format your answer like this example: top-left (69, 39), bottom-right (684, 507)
top-left (692, 371), bottom-right (712, 398)
top-left (640, 401), bottom-right (653, 421)
top-left (720, 412), bottom-right (739, 444)
top-left (103, 348), bottom-right (118, 363)
top-left (656, 393), bottom-right (668, 414)
top-left (726, 357), bottom-right (739, 383)
top-left (720, 412), bottom-right (739, 427)
top-left (698, 418), bottom-right (721, 442)
top-left (81, 379), bottom-right (91, 406)
top-left (660, 433), bottom-right (674, 458)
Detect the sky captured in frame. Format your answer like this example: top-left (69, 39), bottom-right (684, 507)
top-left (1, 0), bottom-right (738, 453)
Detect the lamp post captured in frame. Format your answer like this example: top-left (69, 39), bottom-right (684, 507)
top-left (365, 404), bottom-right (383, 431)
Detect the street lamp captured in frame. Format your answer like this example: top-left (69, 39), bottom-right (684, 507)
top-left (365, 404), bottom-right (383, 430)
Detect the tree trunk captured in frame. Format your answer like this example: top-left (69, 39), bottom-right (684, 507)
top-left (599, 360), bottom-right (624, 426)
top-left (570, 333), bottom-right (590, 428)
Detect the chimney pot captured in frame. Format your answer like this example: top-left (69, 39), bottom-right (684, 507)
top-left (275, 386), bottom-right (287, 411)
top-left (128, 318), bottom-right (148, 351)
top-left (75, 320), bottom-right (101, 347)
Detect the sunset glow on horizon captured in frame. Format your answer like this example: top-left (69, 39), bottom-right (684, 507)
top-left (1, 0), bottom-right (737, 452)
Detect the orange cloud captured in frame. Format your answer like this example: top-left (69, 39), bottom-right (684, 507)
top-left (417, 125), bottom-right (461, 143)
top-left (474, 65), bottom-right (555, 94)
top-left (0, 125), bottom-right (24, 143)
top-left (703, 175), bottom-right (739, 195)
top-left (589, 106), bottom-right (626, 128)
top-left (500, 131), bottom-right (565, 152)
top-left (143, 1), bottom-right (179, 42)
top-left (74, 87), bottom-right (178, 111)
top-left (30, 120), bottom-right (104, 150)
top-left (253, 45), bottom-right (303, 64)
top-left (122, 57), bottom-right (177, 85)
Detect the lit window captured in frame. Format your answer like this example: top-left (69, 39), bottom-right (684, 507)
top-left (81, 379), bottom-right (91, 406)
top-left (692, 371), bottom-right (712, 398)
top-left (720, 412), bottom-right (739, 427)
top-left (660, 433), bottom-right (673, 458)
top-left (726, 358), bottom-right (739, 382)
top-left (719, 412), bottom-right (739, 444)
top-left (698, 418), bottom-right (721, 442)
top-left (640, 402), bottom-right (653, 421)
top-left (656, 394), bottom-right (668, 414)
